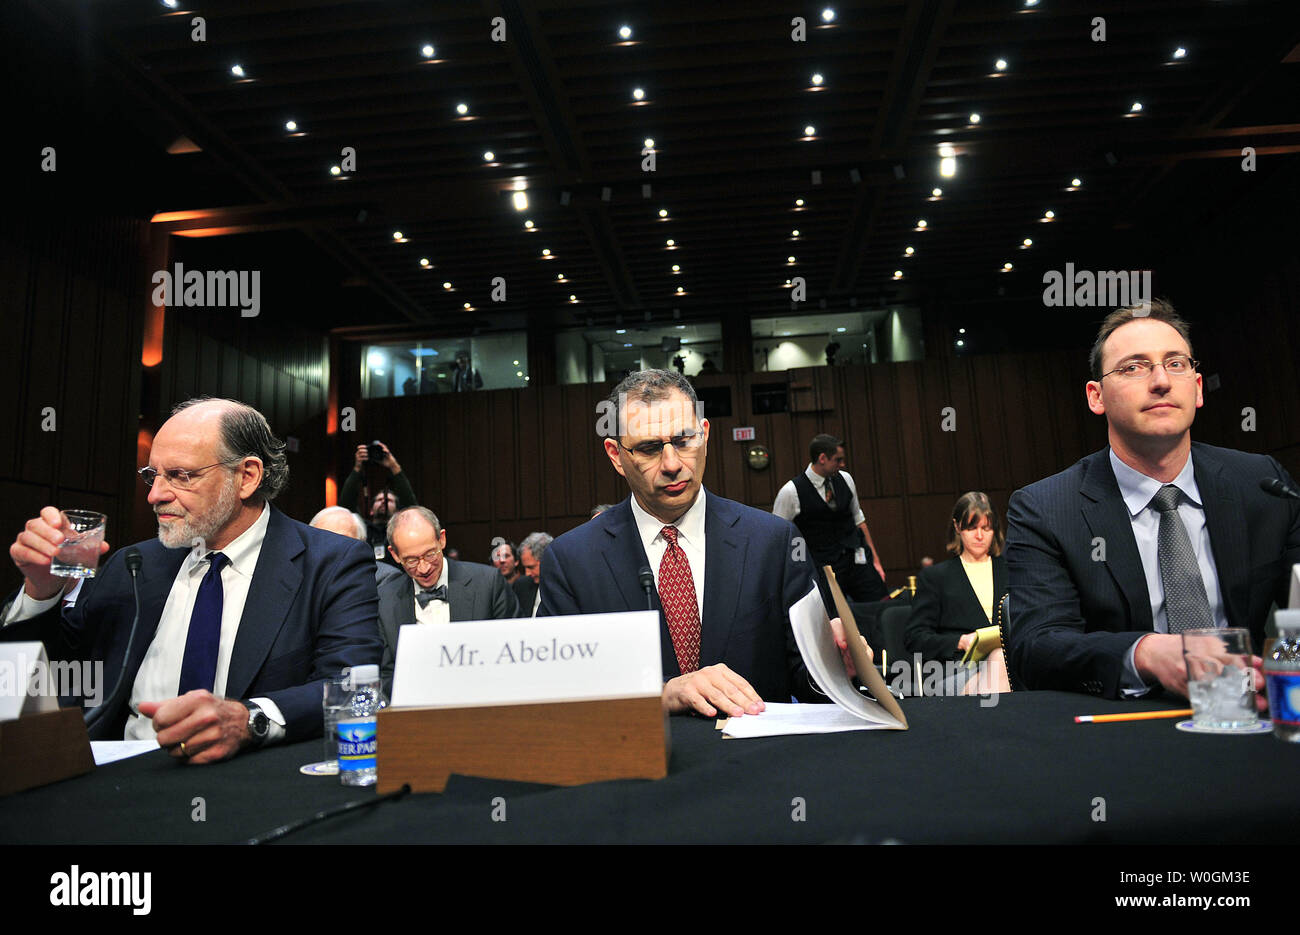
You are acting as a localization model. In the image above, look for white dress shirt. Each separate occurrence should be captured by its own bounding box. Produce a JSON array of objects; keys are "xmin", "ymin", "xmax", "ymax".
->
[
  {"xmin": 1110, "ymin": 449, "xmax": 1227, "ymax": 695},
  {"xmin": 629, "ymin": 490, "xmax": 708, "ymax": 621},
  {"xmin": 772, "ymin": 465, "xmax": 868, "ymax": 526},
  {"xmin": 6, "ymin": 502, "xmax": 287, "ymax": 741},
  {"xmin": 413, "ymin": 559, "xmax": 452, "ymax": 626}
]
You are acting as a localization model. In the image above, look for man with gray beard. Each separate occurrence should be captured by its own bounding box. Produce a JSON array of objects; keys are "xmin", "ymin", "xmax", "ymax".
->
[{"xmin": 3, "ymin": 398, "xmax": 382, "ymax": 763}]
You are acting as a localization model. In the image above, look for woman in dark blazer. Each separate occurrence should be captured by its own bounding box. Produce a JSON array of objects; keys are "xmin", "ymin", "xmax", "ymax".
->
[{"xmin": 904, "ymin": 492, "xmax": 1008, "ymax": 664}]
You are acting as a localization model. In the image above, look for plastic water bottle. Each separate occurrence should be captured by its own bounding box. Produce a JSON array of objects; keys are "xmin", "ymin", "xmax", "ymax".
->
[
  {"xmin": 1264, "ymin": 614, "xmax": 1300, "ymax": 743},
  {"xmin": 337, "ymin": 664, "xmax": 387, "ymax": 785}
]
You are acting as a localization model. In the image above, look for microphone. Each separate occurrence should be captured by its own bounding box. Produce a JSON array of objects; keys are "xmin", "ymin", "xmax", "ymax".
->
[
  {"xmin": 637, "ymin": 565, "xmax": 655, "ymax": 611},
  {"xmin": 1260, "ymin": 478, "xmax": 1300, "ymax": 501},
  {"xmin": 85, "ymin": 547, "xmax": 143, "ymax": 732}
]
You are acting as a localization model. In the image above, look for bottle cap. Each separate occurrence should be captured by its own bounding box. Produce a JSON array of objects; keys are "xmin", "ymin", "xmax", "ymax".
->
[{"xmin": 349, "ymin": 664, "xmax": 380, "ymax": 687}]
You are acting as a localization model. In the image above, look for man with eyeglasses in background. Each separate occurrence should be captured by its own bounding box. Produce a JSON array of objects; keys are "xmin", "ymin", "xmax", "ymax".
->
[
  {"xmin": 539, "ymin": 369, "xmax": 867, "ymax": 719},
  {"xmin": 376, "ymin": 506, "xmax": 519, "ymax": 694},
  {"xmin": 3, "ymin": 398, "xmax": 382, "ymax": 763},
  {"xmin": 1005, "ymin": 300, "xmax": 1300, "ymax": 701}
]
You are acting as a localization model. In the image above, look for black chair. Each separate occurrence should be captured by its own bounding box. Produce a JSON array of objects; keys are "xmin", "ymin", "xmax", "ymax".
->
[{"xmin": 878, "ymin": 603, "xmax": 921, "ymax": 696}]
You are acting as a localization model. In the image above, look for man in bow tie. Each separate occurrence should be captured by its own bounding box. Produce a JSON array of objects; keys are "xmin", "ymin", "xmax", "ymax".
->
[{"xmin": 376, "ymin": 506, "xmax": 519, "ymax": 693}]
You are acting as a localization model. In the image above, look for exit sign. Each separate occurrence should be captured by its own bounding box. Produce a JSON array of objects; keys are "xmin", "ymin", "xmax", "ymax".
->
[{"xmin": 732, "ymin": 427, "xmax": 756, "ymax": 442}]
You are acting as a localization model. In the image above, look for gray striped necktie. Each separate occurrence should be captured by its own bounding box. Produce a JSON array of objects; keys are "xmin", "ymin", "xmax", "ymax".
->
[{"xmin": 1149, "ymin": 484, "xmax": 1210, "ymax": 633}]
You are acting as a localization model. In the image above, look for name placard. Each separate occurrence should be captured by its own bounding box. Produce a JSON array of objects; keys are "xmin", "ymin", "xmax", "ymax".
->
[
  {"xmin": 390, "ymin": 611, "xmax": 662, "ymax": 708},
  {"xmin": 0, "ymin": 642, "xmax": 60, "ymax": 722}
]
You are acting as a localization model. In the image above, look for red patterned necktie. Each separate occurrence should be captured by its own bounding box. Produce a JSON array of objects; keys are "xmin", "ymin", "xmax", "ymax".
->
[{"xmin": 658, "ymin": 525, "xmax": 701, "ymax": 674}]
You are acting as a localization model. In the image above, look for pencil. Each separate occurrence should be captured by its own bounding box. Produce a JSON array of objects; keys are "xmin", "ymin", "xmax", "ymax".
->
[{"xmin": 1074, "ymin": 709, "xmax": 1193, "ymax": 723}]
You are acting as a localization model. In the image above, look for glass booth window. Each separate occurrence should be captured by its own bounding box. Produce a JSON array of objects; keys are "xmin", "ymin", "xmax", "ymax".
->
[
  {"xmin": 750, "ymin": 308, "xmax": 922, "ymax": 370},
  {"xmin": 362, "ymin": 333, "xmax": 528, "ymax": 397},
  {"xmin": 556, "ymin": 321, "xmax": 723, "ymax": 385}
]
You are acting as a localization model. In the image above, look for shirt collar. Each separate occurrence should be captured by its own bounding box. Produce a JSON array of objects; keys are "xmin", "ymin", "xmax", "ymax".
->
[
  {"xmin": 186, "ymin": 501, "xmax": 270, "ymax": 577},
  {"xmin": 629, "ymin": 487, "xmax": 708, "ymax": 552},
  {"xmin": 1108, "ymin": 448, "xmax": 1202, "ymax": 517}
]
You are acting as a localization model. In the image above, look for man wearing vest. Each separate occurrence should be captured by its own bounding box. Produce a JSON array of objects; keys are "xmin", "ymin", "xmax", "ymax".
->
[{"xmin": 773, "ymin": 434, "xmax": 888, "ymax": 604}]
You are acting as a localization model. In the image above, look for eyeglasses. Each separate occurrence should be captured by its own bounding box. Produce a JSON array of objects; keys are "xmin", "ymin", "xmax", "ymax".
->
[
  {"xmin": 138, "ymin": 459, "xmax": 241, "ymax": 489},
  {"xmin": 618, "ymin": 433, "xmax": 705, "ymax": 462},
  {"xmin": 1099, "ymin": 355, "xmax": 1198, "ymax": 382},
  {"xmin": 399, "ymin": 547, "xmax": 443, "ymax": 571}
]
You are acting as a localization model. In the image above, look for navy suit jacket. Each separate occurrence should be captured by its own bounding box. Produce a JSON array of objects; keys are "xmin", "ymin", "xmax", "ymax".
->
[
  {"xmin": 538, "ymin": 492, "xmax": 820, "ymax": 704},
  {"xmin": 1005, "ymin": 444, "xmax": 1300, "ymax": 698},
  {"xmin": 1, "ymin": 506, "xmax": 384, "ymax": 741}
]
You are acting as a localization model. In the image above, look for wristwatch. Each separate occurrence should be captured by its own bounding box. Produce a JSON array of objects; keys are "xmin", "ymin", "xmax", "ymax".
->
[{"xmin": 242, "ymin": 701, "xmax": 271, "ymax": 747}]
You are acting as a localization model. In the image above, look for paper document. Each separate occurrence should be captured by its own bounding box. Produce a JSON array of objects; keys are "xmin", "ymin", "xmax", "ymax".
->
[
  {"xmin": 91, "ymin": 740, "xmax": 159, "ymax": 766},
  {"xmin": 721, "ymin": 702, "xmax": 893, "ymax": 738}
]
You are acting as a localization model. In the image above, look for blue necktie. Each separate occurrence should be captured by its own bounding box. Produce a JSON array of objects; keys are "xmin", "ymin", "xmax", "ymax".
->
[{"xmin": 178, "ymin": 552, "xmax": 229, "ymax": 694}]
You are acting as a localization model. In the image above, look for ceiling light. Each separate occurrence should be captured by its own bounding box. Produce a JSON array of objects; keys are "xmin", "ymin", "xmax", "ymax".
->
[
  {"xmin": 483, "ymin": 151, "xmax": 495, "ymax": 162},
  {"xmin": 940, "ymin": 156, "xmax": 957, "ymax": 177},
  {"xmin": 421, "ymin": 44, "xmax": 435, "ymax": 59},
  {"xmin": 666, "ymin": 239, "xmax": 675, "ymax": 247},
  {"xmin": 443, "ymin": 282, "xmax": 453, "ymax": 290},
  {"xmin": 1002, "ymin": 262, "xmax": 1014, "ymax": 271},
  {"xmin": 557, "ymin": 273, "xmax": 566, "ymax": 281},
  {"xmin": 615, "ymin": 328, "xmax": 626, "ymax": 334},
  {"xmin": 419, "ymin": 258, "xmax": 430, "ymax": 267},
  {"xmin": 675, "ymin": 286, "xmax": 685, "ymax": 294},
  {"xmin": 836, "ymin": 327, "xmax": 846, "ymax": 333},
  {"xmin": 916, "ymin": 219, "xmax": 927, "ymax": 229},
  {"xmin": 811, "ymin": 72, "xmax": 824, "ymax": 86},
  {"xmin": 791, "ymin": 230, "xmax": 800, "ymax": 237},
  {"xmin": 795, "ymin": 198, "xmax": 805, "ymax": 208},
  {"xmin": 676, "ymin": 324, "xmax": 685, "ymax": 329},
  {"xmin": 671, "ymin": 264, "xmax": 681, "ymax": 273},
  {"xmin": 821, "ymin": 8, "xmax": 836, "ymax": 22},
  {"xmin": 958, "ymin": 328, "xmax": 966, "ymax": 334},
  {"xmin": 938, "ymin": 143, "xmax": 956, "ymax": 158},
  {"xmin": 1071, "ymin": 177, "xmax": 1082, "ymax": 187},
  {"xmin": 392, "ymin": 230, "xmax": 404, "ymax": 241},
  {"xmin": 162, "ymin": 0, "xmax": 178, "ymax": 7},
  {"xmin": 619, "ymin": 25, "xmax": 632, "ymax": 40},
  {"xmin": 1043, "ymin": 210, "xmax": 1055, "ymax": 220},
  {"xmin": 329, "ymin": 165, "xmax": 342, "ymax": 176},
  {"xmin": 995, "ymin": 58, "xmax": 1008, "ymax": 71},
  {"xmin": 633, "ymin": 87, "xmax": 645, "ymax": 101},
  {"xmin": 1024, "ymin": 0, "xmax": 1038, "ymax": 6},
  {"xmin": 623, "ymin": 343, "xmax": 633, "ymax": 348},
  {"xmin": 284, "ymin": 120, "xmax": 297, "ymax": 132},
  {"xmin": 1173, "ymin": 47, "xmax": 1186, "ymax": 59},
  {"xmin": 904, "ymin": 246, "xmax": 914, "ymax": 256},
  {"xmin": 643, "ymin": 138, "xmax": 655, "ymax": 150},
  {"xmin": 541, "ymin": 248, "xmax": 551, "ymax": 257},
  {"xmin": 523, "ymin": 219, "xmax": 534, "ymax": 229},
  {"xmin": 1022, "ymin": 238, "xmax": 1033, "ymax": 247},
  {"xmin": 230, "ymin": 64, "xmax": 246, "ymax": 78},
  {"xmin": 968, "ymin": 113, "xmax": 981, "ymax": 124},
  {"xmin": 956, "ymin": 340, "xmax": 965, "ymax": 348},
  {"xmin": 659, "ymin": 208, "xmax": 668, "ymax": 218},
  {"xmin": 568, "ymin": 295, "xmax": 578, "ymax": 303},
  {"xmin": 512, "ymin": 191, "xmax": 528, "ymax": 211},
  {"xmin": 1129, "ymin": 101, "xmax": 1143, "ymax": 113},
  {"xmin": 463, "ymin": 302, "xmax": 472, "ymax": 310},
  {"xmin": 893, "ymin": 270, "xmax": 903, "ymax": 279},
  {"xmin": 931, "ymin": 187, "xmax": 942, "ymax": 198},
  {"xmin": 803, "ymin": 125, "xmax": 816, "ymax": 137},
  {"xmin": 787, "ymin": 256, "xmax": 796, "ymax": 264}
]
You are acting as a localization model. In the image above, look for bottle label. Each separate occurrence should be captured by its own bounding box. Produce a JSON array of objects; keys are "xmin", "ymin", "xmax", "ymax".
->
[
  {"xmin": 1264, "ymin": 672, "xmax": 1300, "ymax": 726},
  {"xmin": 337, "ymin": 718, "xmax": 377, "ymax": 771}
]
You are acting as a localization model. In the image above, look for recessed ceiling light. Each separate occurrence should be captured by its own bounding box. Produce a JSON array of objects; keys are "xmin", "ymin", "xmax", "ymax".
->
[
  {"xmin": 1002, "ymin": 262, "xmax": 1014, "ymax": 271},
  {"xmin": 671, "ymin": 264, "xmax": 681, "ymax": 273},
  {"xmin": 329, "ymin": 165, "xmax": 342, "ymax": 176},
  {"xmin": 659, "ymin": 208, "xmax": 668, "ymax": 218},
  {"xmin": 568, "ymin": 295, "xmax": 578, "ymax": 303},
  {"xmin": 421, "ymin": 44, "xmax": 435, "ymax": 59},
  {"xmin": 904, "ymin": 246, "xmax": 914, "ymax": 256},
  {"xmin": 958, "ymin": 328, "xmax": 966, "ymax": 334},
  {"xmin": 893, "ymin": 270, "xmax": 903, "ymax": 279},
  {"xmin": 1130, "ymin": 101, "xmax": 1143, "ymax": 113},
  {"xmin": 968, "ymin": 113, "xmax": 981, "ymax": 124},
  {"xmin": 1024, "ymin": 0, "xmax": 1038, "ymax": 7},
  {"xmin": 791, "ymin": 230, "xmax": 800, "ymax": 237},
  {"xmin": 512, "ymin": 191, "xmax": 528, "ymax": 211},
  {"xmin": 787, "ymin": 256, "xmax": 796, "ymax": 264},
  {"xmin": 643, "ymin": 138, "xmax": 655, "ymax": 150},
  {"xmin": 956, "ymin": 339, "xmax": 965, "ymax": 348},
  {"xmin": 463, "ymin": 302, "xmax": 472, "ymax": 310},
  {"xmin": 811, "ymin": 72, "xmax": 824, "ymax": 86},
  {"xmin": 666, "ymin": 239, "xmax": 675, "ymax": 247},
  {"xmin": 1172, "ymin": 47, "xmax": 1186, "ymax": 60},
  {"xmin": 632, "ymin": 87, "xmax": 645, "ymax": 101},
  {"xmin": 803, "ymin": 125, "xmax": 816, "ymax": 137},
  {"xmin": 916, "ymin": 219, "xmax": 927, "ymax": 229},
  {"xmin": 795, "ymin": 198, "xmax": 805, "ymax": 207},
  {"xmin": 1043, "ymin": 210, "xmax": 1055, "ymax": 220},
  {"xmin": 443, "ymin": 282, "xmax": 453, "ymax": 290},
  {"xmin": 619, "ymin": 25, "xmax": 632, "ymax": 40},
  {"xmin": 995, "ymin": 58, "xmax": 1008, "ymax": 71},
  {"xmin": 675, "ymin": 286, "xmax": 685, "ymax": 294},
  {"xmin": 523, "ymin": 219, "xmax": 534, "ymax": 229},
  {"xmin": 836, "ymin": 327, "xmax": 846, "ymax": 333},
  {"xmin": 1022, "ymin": 238, "xmax": 1033, "ymax": 247},
  {"xmin": 541, "ymin": 248, "xmax": 551, "ymax": 256},
  {"xmin": 821, "ymin": 8, "xmax": 836, "ymax": 22},
  {"xmin": 456, "ymin": 103, "xmax": 469, "ymax": 115},
  {"xmin": 161, "ymin": 0, "xmax": 178, "ymax": 7},
  {"xmin": 1071, "ymin": 177, "xmax": 1082, "ymax": 187},
  {"xmin": 616, "ymin": 328, "xmax": 626, "ymax": 334},
  {"xmin": 392, "ymin": 230, "xmax": 404, "ymax": 241},
  {"xmin": 931, "ymin": 187, "xmax": 943, "ymax": 198},
  {"xmin": 419, "ymin": 258, "xmax": 430, "ymax": 267},
  {"xmin": 230, "ymin": 64, "xmax": 246, "ymax": 78},
  {"xmin": 284, "ymin": 120, "xmax": 298, "ymax": 132},
  {"xmin": 940, "ymin": 156, "xmax": 957, "ymax": 178},
  {"xmin": 483, "ymin": 151, "xmax": 495, "ymax": 162},
  {"xmin": 676, "ymin": 324, "xmax": 685, "ymax": 329}
]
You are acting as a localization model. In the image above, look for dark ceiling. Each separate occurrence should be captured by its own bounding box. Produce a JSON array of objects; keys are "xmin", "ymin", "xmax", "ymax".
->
[{"xmin": 9, "ymin": 0, "xmax": 1300, "ymax": 340}]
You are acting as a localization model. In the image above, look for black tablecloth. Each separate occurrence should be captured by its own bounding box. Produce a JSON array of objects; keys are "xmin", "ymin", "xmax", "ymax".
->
[{"xmin": 3, "ymin": 691, "xmax": 1296, "ymax": 844}]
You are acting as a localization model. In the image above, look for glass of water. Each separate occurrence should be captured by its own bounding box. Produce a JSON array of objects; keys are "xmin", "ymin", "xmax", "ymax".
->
[
  {"xmin": 1182, "ymin": 628, "xmax": 1258, "ymax": 730},
  {"xmin": 49, "ymin": 510, "xmax": 106, "ymax": 579},
  {"xmin": 321, "ymin": 675, "xmax": 354, "ymax": 771}
]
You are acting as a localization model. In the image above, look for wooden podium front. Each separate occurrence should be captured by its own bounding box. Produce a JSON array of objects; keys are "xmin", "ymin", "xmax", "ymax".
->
[
  {"xmin": 375, "ymin": 694, "xmax": 667, "ymax": 793},
  {"xmin": 0, "ymin": 707, "xmax": 95, "ymax": 796}
]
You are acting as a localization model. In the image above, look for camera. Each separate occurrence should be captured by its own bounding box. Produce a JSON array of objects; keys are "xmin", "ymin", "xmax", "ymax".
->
[{"xmin": 367, "ymin": 441, "xmax": 385, "ymax": 463}]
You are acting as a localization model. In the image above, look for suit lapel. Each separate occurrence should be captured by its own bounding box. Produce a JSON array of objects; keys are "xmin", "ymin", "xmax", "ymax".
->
[
  {"xmin": 447, "ymin": 561, "xmax": 474, "ymax": 622},
  {"xmin": 598, "ymin": 503, "xmax": 672, "ymax": 676},
  {"xmin": 226, "ymin": 508, "xmax": 302, "ymax": 699},
  {"xmin": 701, "ymin": 494, "xmax": 746, "ymax": 667},
  {"xmin": 1080, "ymin": 451, "xmax": 1153, "ymax": 631},
  {"xmin": 950, "ymin": 558, "xmax": 991, "ymax": 624},
  {"xmin": 1193, "ymin": 446, "xmax": 1250, "ymax": 627}
]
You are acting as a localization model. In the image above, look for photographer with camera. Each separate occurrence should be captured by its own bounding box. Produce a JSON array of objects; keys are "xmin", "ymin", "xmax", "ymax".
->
[{"xmin": 340, "ymin": 441, "xmax": 417, "ymax": 565}]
